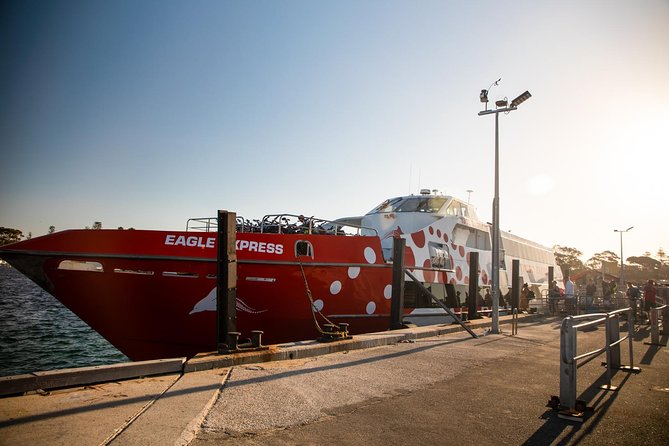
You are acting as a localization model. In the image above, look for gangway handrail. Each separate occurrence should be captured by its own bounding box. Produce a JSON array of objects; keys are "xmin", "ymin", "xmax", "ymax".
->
[{"xmin": 403, "ymin": 269, "xmax": 478, "ymax": 339}]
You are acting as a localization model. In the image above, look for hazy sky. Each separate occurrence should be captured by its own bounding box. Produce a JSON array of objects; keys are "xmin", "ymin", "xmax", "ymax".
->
[{"xmin": 1, "ymin": 0, "xmax": 667, "ymax": 262}]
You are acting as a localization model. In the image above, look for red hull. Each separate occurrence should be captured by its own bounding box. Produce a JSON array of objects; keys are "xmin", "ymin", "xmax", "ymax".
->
[{"xmin": 1, "ymin": 229, "xmax": 395, "ymax": 360}]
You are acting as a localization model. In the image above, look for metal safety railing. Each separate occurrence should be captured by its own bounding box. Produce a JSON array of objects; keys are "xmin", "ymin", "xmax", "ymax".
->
[
  {"xmin": 645, "ymin": 304, "xmax": 669, "ymax": 347},
  {"xmin": 552, "ymin": 307, "xmax": 639, "ymax": 421},
  {"xmin": 531, "ymin": 290, "xmax": 632, "ymax": 317}
]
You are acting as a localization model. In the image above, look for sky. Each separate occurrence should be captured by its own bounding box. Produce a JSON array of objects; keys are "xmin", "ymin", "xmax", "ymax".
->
[{"xmin": 1, "ymin": 0, "xmax": 667, "ymax": 262}]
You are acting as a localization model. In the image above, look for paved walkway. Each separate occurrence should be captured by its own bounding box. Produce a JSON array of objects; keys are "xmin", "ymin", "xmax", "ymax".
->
[{"xmin": 1, "ymin": 316, "xmax": 667, "ymax": 445}]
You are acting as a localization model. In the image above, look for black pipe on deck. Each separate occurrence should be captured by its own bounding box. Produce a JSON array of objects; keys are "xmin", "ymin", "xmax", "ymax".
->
[
  {"xmin": 512, "ymin": 259, "xmax": 520, "ymax": 309},
  {"xmin": 468, "ymin": 251, "xmax": 479, "ymax": 320},
  {"xmin": 390, "ymin": 237, "xmax": 406, "ymax": 330}
]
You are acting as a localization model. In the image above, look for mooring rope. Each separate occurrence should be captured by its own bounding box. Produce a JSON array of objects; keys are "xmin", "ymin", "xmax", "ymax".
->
[{"xmin": 296, "ymin": 255, "xmax": 338, "ymax": 335}]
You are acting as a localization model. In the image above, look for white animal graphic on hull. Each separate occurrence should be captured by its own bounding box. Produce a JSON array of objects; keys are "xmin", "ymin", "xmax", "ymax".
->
[{"xmin": 189, "ymin": 288, "xmax": 267, "ymax": 315}]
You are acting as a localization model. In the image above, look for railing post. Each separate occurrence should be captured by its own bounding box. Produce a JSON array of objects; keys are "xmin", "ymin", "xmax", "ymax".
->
[
  {"xmin": 606, "ymin": 313, "xmax": 621, "ymax": 369},
  {"xmin": 559, "ymin": 316, "xmax": 577, "ymax": 411},
  {"xmin": 651, "ymin": 308, "xmax": 659, "ymax": 345},
  {"xmin": 390, "ymin": 237, "xmax": 406, "ymax": 330},
  {"xmin": 645, "ymin": 306, "xmax": 667, "ymax": 347},
  {"xmin": 628, "ymin": 307, "xmax": 635, "ymax": 369},
  {"xmin": 217, "ymin": 210, "xmax": 237, "ymax": 352}
]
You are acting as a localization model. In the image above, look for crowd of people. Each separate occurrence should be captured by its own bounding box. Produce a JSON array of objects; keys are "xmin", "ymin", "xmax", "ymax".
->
[
  {"xmin": 544, "ymin": 276, "xmax": 661, "ymax": 318},
  {"xmin": 457, "ymin": 277, "xmax": 661, "ymax": 319}
]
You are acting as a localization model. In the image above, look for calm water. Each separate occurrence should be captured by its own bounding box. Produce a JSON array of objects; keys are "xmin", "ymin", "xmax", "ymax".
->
[{"xmin": 0, "ymin": 263, "xmax": 128, "ymax": 377}]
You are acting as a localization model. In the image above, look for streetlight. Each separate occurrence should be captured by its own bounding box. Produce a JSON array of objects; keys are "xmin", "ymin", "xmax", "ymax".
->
[
  {"xmin": 614, "ymin": 226, "xmax": 634, "ymax": 290},
  {"xmin": 466, "ymin": 189, "xmax": 473, "ymax": 204},
  {"xmin": 478, "ymin": 81, "xmax": 532, "ymax": 334}
]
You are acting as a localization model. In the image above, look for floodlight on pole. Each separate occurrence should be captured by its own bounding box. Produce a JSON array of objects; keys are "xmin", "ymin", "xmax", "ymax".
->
[
  {"xmin": 614, "ymin": 226, "xmax": 634, "ymax": 289},
  {"xmin": 478, "ymin": 81, "xmax": 531, "ymax": 334},
  {"xmin": 511, "ymin": 91, "xmax": 532, "ymax": 107}
]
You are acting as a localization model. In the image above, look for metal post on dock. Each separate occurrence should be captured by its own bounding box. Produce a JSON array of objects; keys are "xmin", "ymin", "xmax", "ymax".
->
[
  {"xmin": 217, "ymin": 210, "xmax": 237, "ymax": 352},
  {"xmin": 548, "ymin": 266, "xmax": 554, "ymax": 315},
  {"xmin": 512, "ymin": 259, "xmax": 520, "ymax": 310},
  {"xmin": 559, "ymin": 317, "xmax": 577, "ymax": 411},
  {"xmin": 390, "ymin": 237, "xmax": 406, "ymax": 330},
  {"xmin": 468, "ymin": 251, "xmax": 479, "ymax": 321}
]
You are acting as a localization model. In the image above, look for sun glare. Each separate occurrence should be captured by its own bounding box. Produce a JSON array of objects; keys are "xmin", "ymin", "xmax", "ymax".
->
[{"xmin": 526, "ymin": 174, "xmax": 555, "ymax": 196}]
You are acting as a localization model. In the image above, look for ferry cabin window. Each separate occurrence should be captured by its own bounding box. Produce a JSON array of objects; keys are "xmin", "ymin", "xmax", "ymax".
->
[
  {"xmin": 462, "ymin": 226, "xmax": 490, "ymax": 250},
  {"xmin": 370, "ymin": 197, "xmax": 402, "ymax": 213},
  {"xmin": 501, "ymin": 238, "xmax": 553, "ymax": 264},
  {"xmin": 445, "ymin": 201, "xmax": 468, "ymax": 217},
  {"xmin": 369, "ymin": 197, "xmax": 447, "ymax": 214}
]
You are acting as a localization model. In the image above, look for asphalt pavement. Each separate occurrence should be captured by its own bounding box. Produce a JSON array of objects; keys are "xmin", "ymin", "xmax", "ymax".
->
[{"xmin": 1, "ymin": 315, "xmax": 667, "ymax": 445}]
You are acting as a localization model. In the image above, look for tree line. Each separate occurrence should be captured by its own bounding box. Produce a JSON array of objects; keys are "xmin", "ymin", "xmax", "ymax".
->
[{"xmin": 554, "ymin": 245, "xmax": 668, "ymax": 284}]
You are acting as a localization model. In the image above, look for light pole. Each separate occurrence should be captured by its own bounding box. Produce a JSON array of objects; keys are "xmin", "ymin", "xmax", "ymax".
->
[
  {"xmin": 478, "ymin": 83, "xmax": 531, "ymax": 334},
  {"xmin": 614, "ymin": 226, "xmax": 633, "ymax": 289}
]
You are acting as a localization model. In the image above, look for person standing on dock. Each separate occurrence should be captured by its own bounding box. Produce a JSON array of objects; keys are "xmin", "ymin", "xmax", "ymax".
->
[
  {"xmin": 643, "ymin": 279, "xmax": 657, "ymax": 322},
  {"xmin": 585, "ymin": 279, "xmax": 596, "ymax": 308},
  {"xmin": 565, "ymin": 277, "xmax": 575, "ymax": 313},
  {"xmin": 627, "ymin": 282, "xmax": 641, "ymax": 322},
  {"xmin": 520, "ymin": 283, "xmax": 530, "ymax": 311},
  {"xmin": 549, "ymin": 280, "xmax": 560, "ymax": 314}
]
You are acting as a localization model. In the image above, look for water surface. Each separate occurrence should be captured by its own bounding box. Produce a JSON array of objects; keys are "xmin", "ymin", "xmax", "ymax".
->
[{"xmin": 0, "ymin": 264, "xmax": 128, "ymax": 377}]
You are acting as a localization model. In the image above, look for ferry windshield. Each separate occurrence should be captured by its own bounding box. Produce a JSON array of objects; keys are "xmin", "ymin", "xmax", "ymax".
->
[{"xmin": 369, "ymin": 196, "xmax": 447, "ymax": 214}]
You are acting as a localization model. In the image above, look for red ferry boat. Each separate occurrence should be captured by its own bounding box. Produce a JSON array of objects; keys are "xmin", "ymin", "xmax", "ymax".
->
[{"xmin": 0, "ymin": 190, "xmax": 561, "ymax": 360}]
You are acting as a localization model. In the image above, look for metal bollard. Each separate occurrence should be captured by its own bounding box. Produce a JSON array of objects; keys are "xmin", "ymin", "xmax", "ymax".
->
[
  {"xmin": 251, "ymin": 330, "xmax": 264, "ymax": 348},
  {"xmin": 227, "ymin": 331, "xmax": 241, "ymax": 350}
]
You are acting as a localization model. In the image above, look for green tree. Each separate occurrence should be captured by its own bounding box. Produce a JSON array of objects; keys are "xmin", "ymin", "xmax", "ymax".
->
[
  {"xmin": 0, "ymin": 227, "xmax": 23, "ymax": 245},
  {"xmin": 585, "ymin": 250, "xmax": 619, "ymax": 270},
  {"xmin": 48, "ymin": 225, "xmax": 55, "ymax": 234},
  {"xmin": 554, "ymin": 245, "xmax": 585, "ymax": 277},
  {"xmin": 627, "ymin": 256, "xmax": 661, "ymax": 271}
]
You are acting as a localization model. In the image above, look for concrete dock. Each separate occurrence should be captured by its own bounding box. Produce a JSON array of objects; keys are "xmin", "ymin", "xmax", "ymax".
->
[{"xmin": 1, "ymin": 315, "xmax": 668, "ymax": 445}]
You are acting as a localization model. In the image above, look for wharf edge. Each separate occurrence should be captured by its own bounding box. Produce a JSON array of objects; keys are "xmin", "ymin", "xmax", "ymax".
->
[{"xmin": 1, "ymin": 314, "xmax": 668, "ymax": 446}]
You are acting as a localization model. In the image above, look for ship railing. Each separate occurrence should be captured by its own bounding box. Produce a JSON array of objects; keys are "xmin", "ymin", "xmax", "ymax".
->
[
  {"xmin": 255, "ymin": 214, "xmax": 377, "ymax": 236},
  {"xmin": 550, "ymin": 308, "xmax": 639, "ymax": 420},
  {"xmin": 186, "ymin": 217, "xmax": 241, "ymax": 232},
  {"xmin": 187, "ymin": 214, "xmax": 377, "ymax": 236}
]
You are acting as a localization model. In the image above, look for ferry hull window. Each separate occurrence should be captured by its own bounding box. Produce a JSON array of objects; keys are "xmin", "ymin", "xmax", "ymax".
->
[
  {"xmin": 58, "ymin": 260, "xmax": 103, "ymax": 272},
  {"xmin": 295, "ymin": 240, "xmax": 314, "ymax": 258},
  {"xmin": 428, "ymin": 243, "xmax": 451, "ymax": 269},
  {"xmin": 114, "ymin": 269, "xmax": 154, "ymax": 275},
  {"xmin": 162, "ymin": 271, "xmax": 199, "ymax": 278}
]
